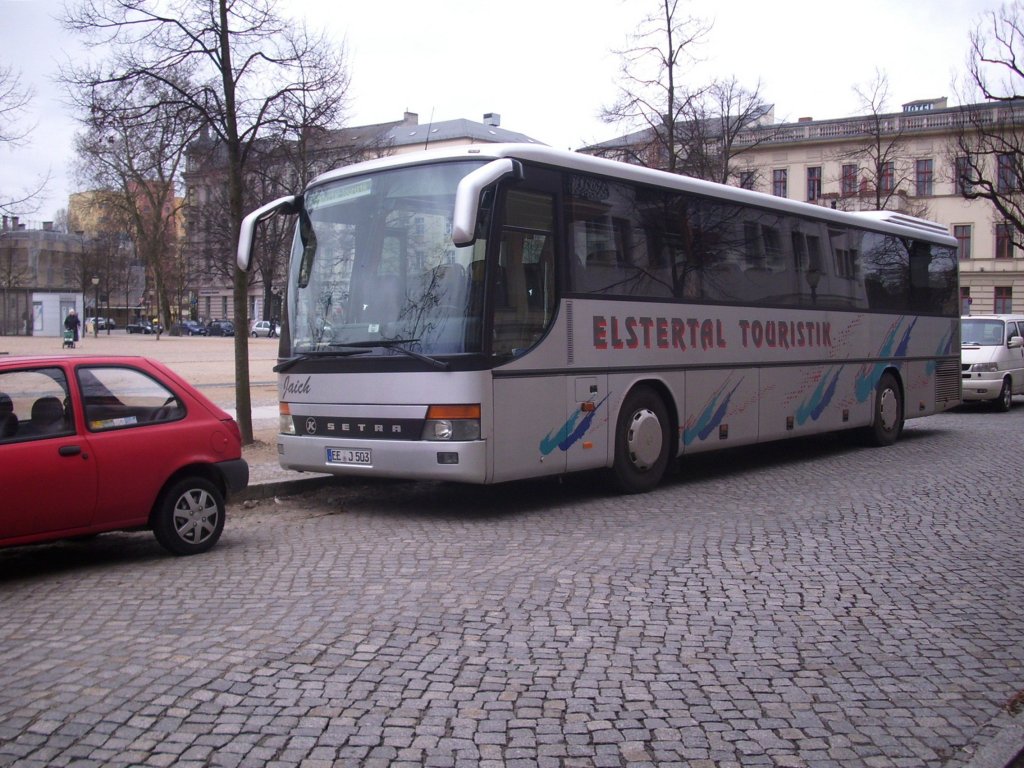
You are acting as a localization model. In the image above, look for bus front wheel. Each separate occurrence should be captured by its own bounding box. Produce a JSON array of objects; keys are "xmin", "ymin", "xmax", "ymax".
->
[
  {"xmin": 866, "ymin": 372, "xmax": 904, "ymax": 447},
  {"xmin": 612, "ymin": 386, "xmax": 671, "ymax": 494}
]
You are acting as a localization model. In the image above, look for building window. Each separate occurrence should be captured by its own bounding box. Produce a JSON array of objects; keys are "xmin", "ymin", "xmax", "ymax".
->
[
  {"xmin": 996, "ymin": 221, "xmax": 1014, "ymax": 259},
  {"xmin": 806, "ymin": 167, "xmax": 821, "ymax": 201},
  {"xmin": 954, "ymin": 224, "xmax": 972, "ymax": 260},
  {"xmin": 739, "ymin": 170, "xmax": 755, "ymax": 190},
  {"xmin": 841, "ymin": 164, "xmax": 858, "ymax": 196},
  {"xmin": 961, "ymin": 287, "xmax": 972, "ymax": 315},
  {"xmin": 880, "ymin": 161, "xmax": 895, "ymax": 194},
  {"xmin": 915, "ymin": 159, "xmax": 933, "ymax": 196},
  {"xmin": 772, "ymin": 169, "xmax": 787, "ymax": 198},
  {"xmin": 998, "ymin": 153, "xmax": 1019, "ymax": 193},
  {"xmin": 956, "ymin": 155, "xmax": 974, "ymax": 195},
  {"xmin": 995, "ymin": 286, "xmax": 1013, "ymax": 314}
]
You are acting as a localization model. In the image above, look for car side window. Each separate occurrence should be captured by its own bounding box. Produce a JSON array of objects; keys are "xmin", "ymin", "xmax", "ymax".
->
[
  {"xmin": 1008, "ymin": 322, "xmax": 1020, "ymax": 344},
  {"xmin": 0, "ymin": 367, "xmax": 74, "ymax": 443},
  {"xmin": 77, "ymin": 366, "xmax": 184, "ymax": 432}
]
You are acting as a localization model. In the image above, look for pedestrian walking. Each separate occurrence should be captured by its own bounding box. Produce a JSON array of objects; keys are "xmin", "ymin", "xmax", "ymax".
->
[{"xmin": 64, "ymin": 309, "xmax": 81, "ymax": 342}]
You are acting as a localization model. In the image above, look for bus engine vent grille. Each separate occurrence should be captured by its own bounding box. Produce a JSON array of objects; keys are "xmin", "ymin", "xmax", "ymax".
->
[
  {"xmin": 934, "ymin": 359, "xmax": 961, "ymax": 403},
  {"xmin": 566, "ymin": 301, "xmax": 574, "ymax": 365}
]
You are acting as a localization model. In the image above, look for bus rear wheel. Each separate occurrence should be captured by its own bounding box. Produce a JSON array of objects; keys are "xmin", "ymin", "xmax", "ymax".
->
[
  {"xmin": 612, "ymin": 386, "xmax": 671, "ymax": 494},
  {"xmin": 866, "ymin": 371, "xmax": 904, "ymax": 446}
]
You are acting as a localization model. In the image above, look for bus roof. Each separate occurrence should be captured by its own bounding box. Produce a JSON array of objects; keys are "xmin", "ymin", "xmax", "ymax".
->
[{"xmin": 308, "ymin": 143, "xmax": 959, "ymax": 247}]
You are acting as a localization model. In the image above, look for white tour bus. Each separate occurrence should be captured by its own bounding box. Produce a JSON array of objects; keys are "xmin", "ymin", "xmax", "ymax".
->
[{"xmin": 238, "ymin": 144, "xmax": 961, "ymax": 492}]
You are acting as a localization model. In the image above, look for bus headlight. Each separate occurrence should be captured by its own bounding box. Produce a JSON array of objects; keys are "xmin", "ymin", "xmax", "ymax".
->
[
  {"xmin": 970, "ymin": 362, "xmax": 999, "ymax": 373},
  {"xmin": 422, "ymin": 404, "xmax": 481, "ymax": 441},
  {"xmin": 280, "ymin": 402, "xmax": 295, "ymax": 435}
]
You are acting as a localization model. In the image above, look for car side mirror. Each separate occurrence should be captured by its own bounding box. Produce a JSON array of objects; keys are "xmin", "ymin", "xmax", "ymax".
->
[{"xmin": 1009, "ymin": 337, "xmax": 1023, "ymax": 349}]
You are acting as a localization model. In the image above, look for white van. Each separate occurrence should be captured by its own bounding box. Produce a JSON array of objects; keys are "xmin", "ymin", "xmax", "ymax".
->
[{"xmin": 961, "ymin": 314, "xmax": 1024, "ymax": 411}]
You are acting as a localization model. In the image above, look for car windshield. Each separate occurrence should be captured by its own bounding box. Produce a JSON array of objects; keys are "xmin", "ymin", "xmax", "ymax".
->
[
  {"xmin": 962, "ymin": 319, "xmax": 1006, "ymax": 346},
  {"xmin": 287, "ymin": 160, "xmax": 489, "ymax": 356}
]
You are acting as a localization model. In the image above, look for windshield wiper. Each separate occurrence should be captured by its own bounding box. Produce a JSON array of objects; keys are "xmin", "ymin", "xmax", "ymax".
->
[
  {"xmin": 273, "ymin": 348, "xmax": 371, "ymax": 373},
  {"xmin": 335, "ymin": 339, "xmax": 451, "ymax": 371}
]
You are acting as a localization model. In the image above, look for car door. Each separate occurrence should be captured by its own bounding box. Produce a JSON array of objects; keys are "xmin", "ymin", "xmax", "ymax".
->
[
  {"xmin": 1008, "ymin": 321, "xmax": 1024, "ymax": 394},
  {"xmin": 0, "ymin": 365, "xmax": 97, "ymax": 541},
  {"xmin": 76, "ymin": 365, "xmax": 191, "ymax": 528}
]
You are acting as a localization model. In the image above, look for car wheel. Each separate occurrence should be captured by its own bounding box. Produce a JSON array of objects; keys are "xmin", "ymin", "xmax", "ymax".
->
[
  {"xmin": 865, "ymin": 371, "xmax": 903, "ymax": 446},
  {"xmin": 151, "ymin": 476, "xmax": 225, "ymax": 556},
  {"xmin": 611, "ymin": 385, "xmax": 672, "ymax": 494},
  {"xmin": 251, "ymin": 331, "xmax": 258, "ymax": 337},
  {"xmin": 994, "ymin": 378, "xmax": 1013, "ymax": 412}
]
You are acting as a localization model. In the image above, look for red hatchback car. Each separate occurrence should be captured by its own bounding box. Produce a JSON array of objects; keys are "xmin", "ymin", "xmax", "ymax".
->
[{"xmin": 0, "ymin": 355, "xmax": 248, "ymax": 555}]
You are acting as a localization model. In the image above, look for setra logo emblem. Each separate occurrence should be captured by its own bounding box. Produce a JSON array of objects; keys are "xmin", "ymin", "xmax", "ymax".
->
[{"xmin": 305, "ymin": 417, "xmax": 317, "ymax": 435}]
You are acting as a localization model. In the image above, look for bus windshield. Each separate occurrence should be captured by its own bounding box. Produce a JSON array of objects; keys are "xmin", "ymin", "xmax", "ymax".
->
[{"xmin": 288, "ymin": 160, "xmax": 489, "ymax": 356}]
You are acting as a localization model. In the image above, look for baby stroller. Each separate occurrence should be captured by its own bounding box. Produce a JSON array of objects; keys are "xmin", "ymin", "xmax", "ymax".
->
[{"xmin": 63, "ymin": 329, "xmax": 76, "ymax": 349}]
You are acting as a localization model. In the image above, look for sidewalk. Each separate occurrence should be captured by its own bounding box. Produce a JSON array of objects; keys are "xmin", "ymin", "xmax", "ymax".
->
[{"xmin": 0, "ymin": 332, "xmax": 330, "ymax": 500}]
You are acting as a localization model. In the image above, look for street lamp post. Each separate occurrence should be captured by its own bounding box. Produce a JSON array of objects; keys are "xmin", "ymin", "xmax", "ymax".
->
[{"xmin": 91, "ymin": 276, "xmax": 100, "ymax": 337}]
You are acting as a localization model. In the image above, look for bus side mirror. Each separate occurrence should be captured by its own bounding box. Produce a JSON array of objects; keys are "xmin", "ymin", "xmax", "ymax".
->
[
  {"xmin": 452, "ymin": 159, "xmax": 522, "ymax": 246},
  {"xmin": 237, "ymin": 195, "xmax": 300, "ymax": 271}
]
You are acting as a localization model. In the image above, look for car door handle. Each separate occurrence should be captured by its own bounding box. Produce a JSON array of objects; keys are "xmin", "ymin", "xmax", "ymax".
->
[{"xmin": 58, "ymin": 445, "xmax": 83, "ymax": 457}]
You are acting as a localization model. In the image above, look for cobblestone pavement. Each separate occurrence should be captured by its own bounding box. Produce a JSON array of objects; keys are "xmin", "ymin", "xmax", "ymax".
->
[{"xmin": 1, "ymin": 334, "xmax": 1023, "ymax": 767}]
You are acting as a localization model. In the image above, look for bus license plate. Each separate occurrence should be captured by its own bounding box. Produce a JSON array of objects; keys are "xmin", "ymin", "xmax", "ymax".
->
[{"xmin": 326, "ymin": 447, "xmax": 372, "ymax": 465}]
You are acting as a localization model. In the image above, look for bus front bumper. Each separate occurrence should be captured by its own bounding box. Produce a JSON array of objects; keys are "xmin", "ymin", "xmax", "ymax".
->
[{"xmin": 277, "ymin": 435, "xmax": 489, "ymax": 484}]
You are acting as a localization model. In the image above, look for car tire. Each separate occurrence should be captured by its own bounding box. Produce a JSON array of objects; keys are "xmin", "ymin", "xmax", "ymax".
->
[
  {"xmin": 995, "ymin": 378, "xmax": 1013, "ymax": 412},
  {"xmin": 151, "ymin": 476, "xmax": 226, "ymax": 556},
  {"xmin": 611, "ymin": 385, "xmax": 672, "ymax": 494}
]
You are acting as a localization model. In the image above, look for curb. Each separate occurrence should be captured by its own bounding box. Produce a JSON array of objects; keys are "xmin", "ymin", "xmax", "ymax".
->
[
  {"xmin": 235, "ymin": 474, "xmax": 335, "ymax": 502},
  {"xmin": 955, "ymin": 712, "xmax": 1024, "ymax": 768}
]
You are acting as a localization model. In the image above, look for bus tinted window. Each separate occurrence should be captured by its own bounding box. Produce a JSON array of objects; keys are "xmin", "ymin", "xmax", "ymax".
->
[{"xmin": 564, "ymin": 170, "xmax": 957, "ymax": 316}]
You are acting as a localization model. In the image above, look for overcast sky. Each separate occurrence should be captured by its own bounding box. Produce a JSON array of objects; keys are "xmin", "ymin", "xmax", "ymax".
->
[{"xmin": 0, "ymin": 0, "xmax": 996, "ymax": 222}]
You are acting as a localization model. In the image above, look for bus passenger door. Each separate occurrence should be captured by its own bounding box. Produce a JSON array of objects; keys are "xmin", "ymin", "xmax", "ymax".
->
[{"xmin": 564, "ymin": 375, "xmax": 609, "ymax": 473}]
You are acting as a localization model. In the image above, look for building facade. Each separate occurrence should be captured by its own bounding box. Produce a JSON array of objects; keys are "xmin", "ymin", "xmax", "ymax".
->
[
  {"xmin": 581, "ymin": 98, "xmax": 1024, "ymax": 316},
  {"xmin": 0, "ymin": 217, "xmax": 86, "ymax": 337}
]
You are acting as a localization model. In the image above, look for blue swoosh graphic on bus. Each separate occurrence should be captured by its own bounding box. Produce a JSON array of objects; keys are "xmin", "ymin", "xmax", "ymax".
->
[
  {"xmin": 683, "ymin": 379, "xmax": 742, "ymax": 445},
  {"xmin": 926, "ymin": 324, "xmax": 956, "ymax": 375},
  {"xmin": 894, "ymin": 317, "xmax": 917, "ymax": 357},
  {"xmin": 854, "ymin": 318, "xmax": 910, "ymax": 402},
  {"xmin": 539, "ymin": 395, "xmax": 610, "ymax": 455},
  {"xmin": 796, "ymin": 368, "xmax": 841, "ymax": 425}
]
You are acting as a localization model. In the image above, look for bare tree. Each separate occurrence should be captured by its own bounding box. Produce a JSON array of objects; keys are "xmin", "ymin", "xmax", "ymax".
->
[
  {"xmin": 62, "ymin": 0, "xmax": 352, "ymax": 443},
  {"xmin": 832, "ymin": 70, "xmax": 921, "ymax": 214},
  {"xmin": 600, "ymin": 1, "xmax": 769, "ymax": 184},
  {"xmin": 953, "ymin": 3, "xmax": 1024, "ymax": 250},
  {"xmin": 602, "ymin": 0, "xmax": 712, "ymax": 174},
  {"xmin": 69, "ymin": 76, "xmax": 200, "ymax": 333},
  {"xmin": 0, "ymin": 62, "xmax": 47, "ymax": 217},
  {"xmin": 675, "ymin": 76, "xmax": 771, "ymax": 184}
]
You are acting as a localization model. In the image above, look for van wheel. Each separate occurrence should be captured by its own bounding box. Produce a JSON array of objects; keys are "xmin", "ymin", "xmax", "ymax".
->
[
  {"xmin": 994, "ymin": 378, "xmax": 1013, "ymax": 412},
  {"xmin": 866, "ymin": 372, "xmax": 903, "ymax": 446},
  {"xmin": 151, "ymin": 477, "xmax": 225, "ymax": 556},
  {"xmin": 612, "ymin": 386, "xmax": 671, "ymax": 494}
]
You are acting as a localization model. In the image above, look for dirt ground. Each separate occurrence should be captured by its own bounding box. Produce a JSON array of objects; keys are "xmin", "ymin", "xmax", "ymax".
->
[{"xmin": 0, "ymin": 331, "xmax": 282, "ymax": 465}]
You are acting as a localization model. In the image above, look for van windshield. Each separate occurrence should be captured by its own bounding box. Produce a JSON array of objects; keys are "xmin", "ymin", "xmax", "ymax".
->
[{"xmin": 961, "ymin": 319, "xmax": 1006, "ymax": 346}]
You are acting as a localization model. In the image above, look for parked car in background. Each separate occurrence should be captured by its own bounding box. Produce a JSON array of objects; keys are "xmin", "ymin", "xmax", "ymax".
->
[
  {"xmin": 170, "ymin": 320, "xmax": 208, "ymax": 336},
  {"xmin": 961, "ymin": 314, "xmax": 1024, "ymax": 411},
  {"xmin": 126, "ymin": 320, "xmax": 162, "ymax": 334},
  {"xmin": 250, "ymin": 320, "xmax": 279, "ymax": 338},
  {"xmin": 206, "ymin": 320, "xmax": 235, "ymax": 337},
  {"xmin": 0, "ymin": 354, "xmax": 248, "ymax": 555},
  {"xmin": 85, "ymin": 317, "xmax": 116, "ymax": 331}
]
